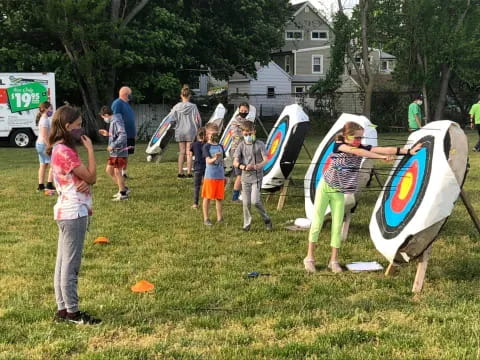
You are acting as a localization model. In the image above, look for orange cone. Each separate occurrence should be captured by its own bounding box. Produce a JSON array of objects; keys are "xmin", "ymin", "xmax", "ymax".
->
[
  {"xmin": 131, "ymin": 280, "xmax": 154, "ymax": 293},
  {"xmin": 94, "ymin": 236, "xmax": 109, "ymax": 244}
]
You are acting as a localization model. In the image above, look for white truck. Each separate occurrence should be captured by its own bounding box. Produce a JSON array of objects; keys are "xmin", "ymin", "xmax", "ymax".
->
[{"xmin": 0, "ymin": 73, "xmax": 56, "ymax": 147}]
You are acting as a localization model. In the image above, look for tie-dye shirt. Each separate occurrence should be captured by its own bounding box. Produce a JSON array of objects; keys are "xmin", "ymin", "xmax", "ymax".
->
[{"xmin": 51, "ymin": 144, "xmax": 93, "ymax": 220}]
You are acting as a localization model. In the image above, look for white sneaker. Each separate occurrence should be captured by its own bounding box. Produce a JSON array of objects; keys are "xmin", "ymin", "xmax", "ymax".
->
[
  {"xmin": 112, "ymin": 187, "xmax": 130, "ymax": 198},
  {"xmin": 303, "ymin": 257, "xmax": 316, "ymax": 273},
  {"xmin": 112, "ymin": 193, "xmax": 128, "ymax": 201}
]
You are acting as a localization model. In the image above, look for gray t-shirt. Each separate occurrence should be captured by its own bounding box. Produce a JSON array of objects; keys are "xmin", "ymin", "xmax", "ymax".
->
[{"xmin": 234, "ymin": 140, "xmax": 266, "ymax": 184}]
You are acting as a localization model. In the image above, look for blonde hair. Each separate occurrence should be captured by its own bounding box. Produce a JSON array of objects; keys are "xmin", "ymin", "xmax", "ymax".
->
[
  {"xmin": 240, "ymin": 121, "xmax": 255, "ymax": 132},
  {"xmin": 336, "ymin": 121, "xmax": 364, "ymax": 142},
  {"xmin": 180, "ymin": 85, "xmax": 191, "ymax": 99},
  {"xmin": 205, "ymin": 122, "xmax": 219, "ymax": 133}
]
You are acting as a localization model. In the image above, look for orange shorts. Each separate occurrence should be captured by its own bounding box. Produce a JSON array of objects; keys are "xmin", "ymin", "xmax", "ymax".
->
[
  {"xmin": 201, "ymin": 178, "xmax": 225, "ymax": 200},
  {"xmin": 107, "ymin": 156, "xmax": 128, "ymax": 169}
]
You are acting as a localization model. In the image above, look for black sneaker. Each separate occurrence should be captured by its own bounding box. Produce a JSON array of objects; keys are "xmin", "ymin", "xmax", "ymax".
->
[
  {"xmin": 177, "ymin": 173, "xmax": 186, "ymax": 179},
  {"xmin": 66, "ymin": 311, "xmax": 101, "ymax": 325},
  {"xmin": 53, "ymin": 309, "xmax": 67, "ymax": 322},
  {"xmin": 242, "ymin": 225, "xmax": 250, "ymax": 232},
  {"xmin": 186, "ymin": 173, "xmax": 193, "ymax": 178},
  {"xmin": 265, "ymin": 220, "xmax": 273, "ymax": 231}
]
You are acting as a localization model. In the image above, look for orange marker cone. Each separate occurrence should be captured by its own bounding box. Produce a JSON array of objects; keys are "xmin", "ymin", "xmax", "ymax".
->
[
  {"xmin": 94, "ymin": 236, "xmax": 109, "ymax": 244},
  {"xmin": 131, "ymin": 280, "xmax": 154, "ymax": 293}
]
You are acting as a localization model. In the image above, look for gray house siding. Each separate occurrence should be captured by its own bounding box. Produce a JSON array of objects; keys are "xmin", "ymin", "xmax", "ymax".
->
[{"xmin": 294, "ymin": 48, "xmax": 331, "ymax": 76}]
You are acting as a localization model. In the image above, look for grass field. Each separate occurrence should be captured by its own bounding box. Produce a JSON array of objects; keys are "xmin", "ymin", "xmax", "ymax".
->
[{"xmin": 0, "ymin": 129, "xmax": 479, "ymax": 360}]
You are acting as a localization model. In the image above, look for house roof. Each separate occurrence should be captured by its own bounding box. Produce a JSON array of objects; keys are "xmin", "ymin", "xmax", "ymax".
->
[
  {"xmin": 380, "ymin": 51, "xmax": 396, "ymax": 60},
  {"xmin": 292, "ymin": 1, "xmax": 332, "ymax": 27},
  {"xmin": 228, "ymin": 61, "xmax": 292, "ymax": 83},
  {"xmin": 292, "ymin": 2, "xmax": 307, "ymax": 12}
]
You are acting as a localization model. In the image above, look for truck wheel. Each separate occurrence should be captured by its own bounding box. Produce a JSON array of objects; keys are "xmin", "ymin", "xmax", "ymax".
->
[{"xmin": 10, "ymin": 129, "xmax": 34, "ymax": 148}]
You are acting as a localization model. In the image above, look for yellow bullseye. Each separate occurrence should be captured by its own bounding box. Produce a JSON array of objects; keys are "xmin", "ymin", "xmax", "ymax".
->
[
  {"xmin": 398, "ymin": 172, "xmax": 413, "ymax": 200},
  {"xmin": 270, "ymin": 139, "xmax": 279, "ymax": 154}
]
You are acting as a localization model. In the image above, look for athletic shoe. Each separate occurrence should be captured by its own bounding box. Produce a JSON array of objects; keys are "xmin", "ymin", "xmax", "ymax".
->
[
  {"xmin": 53, "ymin": 309, "xmax": 67, "ymax": 322},
  {"xmin": 112, "ymin": 193, "xmax": 128, "ymax": 201},
  {"xmin": 177, "ymin": 174, "xmax": 186, "ymax": 178},
  {"xmin": 327, "ymin": 261, "xmax": 343, "ymax": 273},
  {"xmin": 204, "ymin": 219, "xmax": 213, "ymax": 226},
  {"xmin": 303, "ymin": 257, "xmax": 316, "ymax": 273},
  {"xmin": 242, "ymin": 225, "xmax": 250, "ymax": 232},
  {"xmin": 265, "ymin": 220, "xmax": 273, "ymax": 231},
  {"xmin": 186, "ymin": 173, "xmax": 193, "ymax": 178},
  {"xmin": 65, "ymin": 311, "xmax": 101, "ymax": 325},
  {"xmin": 112, "ymin": 187, "xmax": 130, "ymax": 198},
  {"xmin": 473, "ymin": 148, "xmax": 479, "ymax": 152}
]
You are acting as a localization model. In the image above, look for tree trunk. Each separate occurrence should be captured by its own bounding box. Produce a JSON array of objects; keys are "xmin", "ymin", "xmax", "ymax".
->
[
  {"xmin": 434, "ymin": 63, "xmax": 451, "ymax": 121},
  {"xmin": 359, "ymin": 0, "xmax": 373, "ymax": 119}
]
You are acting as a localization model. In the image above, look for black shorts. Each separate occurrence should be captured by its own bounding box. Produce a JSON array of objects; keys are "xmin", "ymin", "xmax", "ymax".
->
[{"xmin": 127, "ymin": 138, "xmax": 135, "ymax": 154}]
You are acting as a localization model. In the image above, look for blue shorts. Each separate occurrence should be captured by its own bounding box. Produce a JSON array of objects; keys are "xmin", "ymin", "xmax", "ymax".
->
[{"xmin": 36, "ymin": 143, "xmax": 51, "ymax": 164}]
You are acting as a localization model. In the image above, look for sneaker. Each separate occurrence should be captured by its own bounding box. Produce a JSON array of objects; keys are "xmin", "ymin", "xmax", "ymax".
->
[
  {"xmin": 191, "ymin": 204, "xmax": 199, "ymax": 209},
  {"xmin": 473, "ymin": 148, "xmax": 479, "ymax": 152},
  {"xmin": 217, "ymin": 218, "xmax": 224, "ymax": 224},
  {"xmin": 242, "ymin": 225, "xmax": 250, "ymax": 232},
  {"xmin": 112, "ymin": 187, "xmax": 131, "ymax": 198},
  {"xmin": 186, "ymin": 173, "xmax": 193, "ymax": 178},
  {"xmin": 37, "ymin": 186, "xmax": 45, "ymax": 192},
  {"xmin": 303, "ymin": 257, "xmax": 316, "ymax": 273},
  {"xmin": 265, "ymin": 220, "xmax": 273, "ymax": 231},
  {"xmin": 65, "ymin": 311, "xmax": 101, "ymax": 325},
  {"xmin": 53, "ymin": 309, "xmax": 67, "ymax": 322},
  {"xmin": 204, "ymin": 219, "xmax": 213, "ymax": 226},
  {"xmin": 327, "ymin": 261, "xmax": 343, "ymax": 273},
  {"xmin": 177, "ymin": 173, "xmax": 186, "ymax": 179},
  {"xmin": 112, "ymin": 193, "xmax": 128, "ymax": 201}
]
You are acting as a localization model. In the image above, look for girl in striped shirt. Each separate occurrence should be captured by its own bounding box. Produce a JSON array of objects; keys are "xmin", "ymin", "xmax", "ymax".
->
[{"xmin": 303, "ymin": 122, "xmax": 422, "ymax": 273}]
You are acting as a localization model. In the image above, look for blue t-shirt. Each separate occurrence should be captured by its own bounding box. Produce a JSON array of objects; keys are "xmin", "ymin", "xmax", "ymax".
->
[
  {"xmin": 202, "ymin": 143, "xmax": 225, "ymax": 180},
  {"xmin": 111, "ymin": 98, "xmax": 136, "ymax": 138},
  {"xmin": 190, "ymin": 141, "xmax": 206, "ymax": 172}
]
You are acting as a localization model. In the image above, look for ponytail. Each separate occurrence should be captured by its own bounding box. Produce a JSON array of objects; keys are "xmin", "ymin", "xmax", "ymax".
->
[
  {"xmin": 36, "ymin": 101, "xmax": 52, "ymax": 126},
  {"xmin": 180, "ymin": 85, "xmax": 191, "ymax": 99}
]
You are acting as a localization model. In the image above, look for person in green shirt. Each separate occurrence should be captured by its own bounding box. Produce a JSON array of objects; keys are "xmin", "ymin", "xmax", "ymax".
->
[
  {"xmin": 408, "ymin": 94, "xmax": 423, "ymax": 131},
  {"xmin": 469, "ymin": 95, "xmax": 480, "ymax": 152}
]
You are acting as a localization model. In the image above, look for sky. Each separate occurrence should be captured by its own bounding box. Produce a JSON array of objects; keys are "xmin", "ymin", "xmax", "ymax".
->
[{"xmin": 290, "ymin": 0, "xmax": 358, "ymax": 18}]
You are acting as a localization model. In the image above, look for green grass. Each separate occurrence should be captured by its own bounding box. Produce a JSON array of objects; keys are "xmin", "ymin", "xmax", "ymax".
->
[{"xmin": 0, "ymin": 130, "xmax": 479, "ymax": 360}]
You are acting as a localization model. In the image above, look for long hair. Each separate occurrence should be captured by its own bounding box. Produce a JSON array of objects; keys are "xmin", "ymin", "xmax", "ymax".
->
[
  {"xmin": 47, "ymin": 105, "xmax": 81, "ymax": 155},
  {"xmin": 336, "ymin": 121, "xmax": 364, "ymax": 142},
  {"xmin": 35, "ymin": 101, "xmax": 52, "ymax": 126}
]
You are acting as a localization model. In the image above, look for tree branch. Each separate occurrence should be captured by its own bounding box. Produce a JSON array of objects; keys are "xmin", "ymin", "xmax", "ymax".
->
[{"xmin": 122, "ymin": 0, "xmax": 149, "ymax": 27}]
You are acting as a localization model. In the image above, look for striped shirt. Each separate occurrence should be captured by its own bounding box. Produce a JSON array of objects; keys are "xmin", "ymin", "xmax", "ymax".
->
[{"xmin": 323, "ymin": 142, "xmax": 372, "ymax": 193}]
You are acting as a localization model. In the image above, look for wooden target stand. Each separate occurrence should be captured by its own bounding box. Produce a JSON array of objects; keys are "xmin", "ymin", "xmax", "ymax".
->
[{"xmin": 385, "ymin": 189, "xmax": 480, "ymax": 293}]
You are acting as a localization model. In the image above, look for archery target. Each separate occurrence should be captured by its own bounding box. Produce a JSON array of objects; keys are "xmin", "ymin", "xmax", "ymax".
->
[
  {"xmin": 304, "ymin": 113, "xmax": 378, "ymax": 220},
  {"xmin": 206, "ymin": 103, "xmax": 226, "ymax": 132},
  {"xmin": 145, "ymin": 112, "xmax": 175, "ymax": 160},
  {"xmin": 370, "ymin": 121, "xmax": 468, "ymax": 263},
  {"xmin": 262, "ymin": 104, "xmax": 309, "ymax": 191}
]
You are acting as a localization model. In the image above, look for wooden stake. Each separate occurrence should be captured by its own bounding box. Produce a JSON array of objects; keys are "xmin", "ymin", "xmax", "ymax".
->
[
  {"xmin": 384, "ymin": 263, "xmax": 398, "ymax": 276},
  {"xmin": 276, "ymin": 179, "xmax": 290, "ymax": 211},
  {"xmin": 460, "ymin": 189, "xmax": 480, "ymax": 234},
  {"xmin": 412, "ymin": 244, "xmax": 433, "ymax": 293}
]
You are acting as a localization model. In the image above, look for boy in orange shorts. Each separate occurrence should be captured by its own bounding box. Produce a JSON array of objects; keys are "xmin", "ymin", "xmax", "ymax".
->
[
  {"xmin": 201, "ymin": 123, "xmax": 225, "ymax": 225},
  {"xmin": 99, "ymin": 106, "xmax": 129, "ymax": 201}
]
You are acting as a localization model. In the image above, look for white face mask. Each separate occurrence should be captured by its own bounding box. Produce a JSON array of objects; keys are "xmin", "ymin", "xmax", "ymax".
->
[
  {"xmin": 103, "ymin": 116, "xmax": 112, "ymax": 124},
  {"xmin": 417, "ymin": 100, "xmax": 423, "ymax": 106}
]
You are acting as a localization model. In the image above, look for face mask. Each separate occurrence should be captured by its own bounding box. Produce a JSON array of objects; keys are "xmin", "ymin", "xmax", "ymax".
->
[
  {"xmin": 127, "ymin": 94, "xmax": 133, "ymax": 102},
  {"xmin": 244, "ymin": 134, "xmax": 256, "ymax": 144},
  {"xmin": 103, "ymin": 116, "xmax": 112, "ymax": 124},
  {"xmin": 239, "ymin": 112, "xmax": 248, "ymax": 119},
  {"xmin": 417, "ymin": 100, "xmax": 423, "ymax": 105},
  {"xmin": 70, "ymin": 128, "xmax": 84, "ymax": 142},
  {"xmin": 47, "ymin": 111, "xmax": 53, "ymax": 117}
]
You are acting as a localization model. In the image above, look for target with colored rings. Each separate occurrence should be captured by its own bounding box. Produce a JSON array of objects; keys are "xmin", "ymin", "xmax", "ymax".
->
[
  {"xmin": 376, "ymin": 136, "xmax": 433, "ymax": 239},
  {"xmin": 263, "ymin": 117, "xmax": 288, "ymax": 174},
  {"xmin": 150, "ymin": 117, "xmax": 173, "ymax": 146},
  {"xmin": 220, "ymin": 126, "xmax": 234, "ymax": 150},
  {"xmin": 309, "ymin": 135, "xmax": 336, "ymax": 201}
]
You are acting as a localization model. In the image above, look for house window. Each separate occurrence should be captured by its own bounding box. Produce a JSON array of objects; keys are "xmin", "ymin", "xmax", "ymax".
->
[
  {"xmin": 311, "ymin": 31, "xmax": 328, "ymax": 40},
  {"xmin": 285, "ymin": 30, "xmax": 303, "ymax": 41},
  {"xmin": 295, "ymin": 86, "xmax": 305, "ymax": 94},
  {"xmin": 312, "ymin": 55, "xmax": 323, "ymax": 74},
  {"xmin": 285, "ymin": 55, "xmax": 291, "ymax": 73},
  {"xmin": 267, "ymin": 87, "xmax": 275, "ymax": 98},
  {"xmin": 236, "ymin": 88, "xmax": 239, "ymax": 94}
]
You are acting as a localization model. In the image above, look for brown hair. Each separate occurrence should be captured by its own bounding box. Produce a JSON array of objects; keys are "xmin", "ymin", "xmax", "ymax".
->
[
  {"xmin": 180, "ymin": 85, "xmax": 191, "ymax": 99},
  {"xmin": 197, "ymin": 126, "xmax": 206, "ymax": 141},
  {"xmin": 336, "ymin": 121, "xmax": 364, "ymax": 142},
  {"xmin": 240, "ymin": 120, "xmax": 255, "ymax": 132},
  {"xmin": 99, "ymin": 105, "xmax": 113, "ymax": 116},
  {"xmin": 36, "ymin": 101, "xmax": 52, "ymax": 126},
  {"xmin": 239, "ymin": 102, "xmax": 250, "ymax": 111},
  {"xmin": 46, "ymin": 105, "xmax": 82, "ymax": 155},
  {"xmin": 205, "ymin": 122, "xmax": 219, "ymax": 133}
]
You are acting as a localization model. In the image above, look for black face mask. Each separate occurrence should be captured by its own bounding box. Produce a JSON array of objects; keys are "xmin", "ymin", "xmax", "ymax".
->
[{"xmin": 239, "ymin": 112, "xmax": 248, "ymax": 118}]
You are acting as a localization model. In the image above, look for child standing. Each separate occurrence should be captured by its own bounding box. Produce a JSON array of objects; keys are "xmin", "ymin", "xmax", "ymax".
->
[
  {"xmin": 47, "ymin": 105, "xmax": 100, "ymax": 324},
  {"xmin": 303, "ymin": 122, "xmax": 423, "ymax": 273},
  {"xmin": 190, "ymin": 127, "xmax": 206, "ymax": 209},
  {"xmin": 35, "ymin": 101, "xmax": 55, "ymax": 193},
  {"xmin": 233, "ymin": 121, "xmax": 272, "ymax": 231},
  {"xmin": 99, "ymin": 106, "xmax": 129, "ymax": 201},
  {"xmin": 230, "ymin": 102, "xmax": 251, "ymax": 201},
  {"xmin": 201, "ymin": 123, "xmax": 225, "ymax": 225}
]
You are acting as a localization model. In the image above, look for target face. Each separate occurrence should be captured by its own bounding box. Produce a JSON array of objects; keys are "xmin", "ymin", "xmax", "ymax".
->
[
  {"xmin": 220, "ymin": 125, "xmax": 234, "ymax": 151},
  {"xmin": 263, "ymin": 116, "xmax": 288, "ymax": 174},
  {"xmin": 309, "ymin": 134, "xmax": 336, "ymax": 200},
  {"xmin": 150, "ymin": 116, "xmax": 173, "ymax": 146},
  {"xmin": 376, "ymin": 136, "xmax": 433, "ymax": 239}
]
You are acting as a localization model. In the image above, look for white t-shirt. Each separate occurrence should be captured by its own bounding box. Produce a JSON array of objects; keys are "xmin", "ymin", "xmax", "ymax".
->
[{"xmin": 36, "ymin": 115, "xmax": 51, "ymax": 144}]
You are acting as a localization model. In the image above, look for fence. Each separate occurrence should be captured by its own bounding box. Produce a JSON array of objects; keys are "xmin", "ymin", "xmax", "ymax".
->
[{"xmin": 132, "ymin": 90, "xmax": 460, "ymax": 140}]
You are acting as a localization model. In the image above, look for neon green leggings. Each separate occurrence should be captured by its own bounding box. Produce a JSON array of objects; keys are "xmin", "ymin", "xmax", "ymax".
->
[{"xmin": 308, "ymin": 179, "xmax": 345, "ymax": 248}]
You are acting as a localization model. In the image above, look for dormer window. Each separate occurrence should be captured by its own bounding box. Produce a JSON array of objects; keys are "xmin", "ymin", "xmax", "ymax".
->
[
  {"xmin": 311, "ymin": 31, "xmax": 328, "ymax": 40},
  {"xmin": 285, "ymin": 30, "xmax": 303, "ymax": 41}
]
